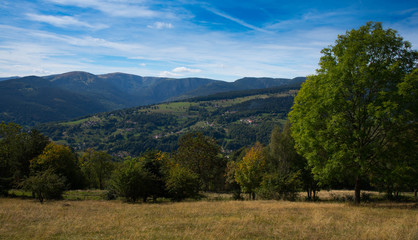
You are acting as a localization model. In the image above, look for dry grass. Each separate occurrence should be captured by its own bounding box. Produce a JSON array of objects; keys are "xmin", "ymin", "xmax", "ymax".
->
[{"xmin": 1, "ymin": 198, "xmax": 417, "ymax": 240}]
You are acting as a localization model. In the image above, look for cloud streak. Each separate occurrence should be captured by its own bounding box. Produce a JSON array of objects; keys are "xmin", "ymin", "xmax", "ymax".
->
[
  {"xmin": 27, "ymin": 13, "xmax": 107, "ymax": 29},
  {"xmin": 46, "ymin": 0, "xmax": 160, "ymax": 18},
  {"xmin": 205, "ymin": 7, "xmax": 271, "ymax": 33}
]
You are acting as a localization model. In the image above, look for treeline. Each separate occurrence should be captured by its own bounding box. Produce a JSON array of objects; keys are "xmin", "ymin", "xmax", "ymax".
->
[
  {"xmin": 2, "ymin": 119, "xmax": 417, "ymax": 204},
  {"xmin": 186, "ymin": 83, "xmax": 301, "ymax": 102},
  {"xmin": 0, "ymin": 121, "xmax": 314, "ymax": 203}
]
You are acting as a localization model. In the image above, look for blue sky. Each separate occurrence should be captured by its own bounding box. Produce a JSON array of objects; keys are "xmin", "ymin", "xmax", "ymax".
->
[{"xmin": 0, "ymin": 0, "xmax": 417, "ymax": 81}]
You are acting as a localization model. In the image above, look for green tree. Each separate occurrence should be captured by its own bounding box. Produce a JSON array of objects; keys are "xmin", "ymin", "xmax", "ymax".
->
[
  {"xmin": 0, "ymin": 122, "xmax": 49, "ymax": 195},
  {"xmin": 234, "ymin": 142, "xmax": 266, "ymax": 200},
  {"xmin": 165, "ymin": 164, "xmax": 200, "ymax": 201},
  {"xmin": 108, "ymin": 157, "xmax": 152, "ymax": 202},
  {"xmin": 0, "ymin": 122, "xmax": 24, "ymax": 194},
  {"xmin": 175, "ymin": 132, "xmax": 226, "ymax": 191},
  {"xmin": 290, "ymin": 22, "xmax": 418, "ymax": 204},
  {"xmin": 21, "ymin": 169, "xmax": 67, "ymax": 203},
  {"xmin": 140, "ymin": 150, "xmax": 170, "ymax": 202},
  {"xmin": 30, "ymin": 142, "xmax": 84, "ymax": 189},
  {"xmin": 262, "ymin": 123, "xmax": 316, "ymax": 200},
  {"xmin": 80, "ymin": 148, "xmax": 114, "ymax": 189}
]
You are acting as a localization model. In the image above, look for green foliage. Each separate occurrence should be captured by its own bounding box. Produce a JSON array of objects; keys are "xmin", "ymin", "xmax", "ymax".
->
[
  {"xmin": 175, "ymin": 132, "xmax": 226, "ymax": 191},
  {"xmin": 264, "ymin": 123, "xmax": 318, "ymax": 200},
  {"xmin": 234, "ymin": 142, "xmax": 267, "ymax": 199},
  {"xmin": 80, "ymin": 149, "xmax": 114, "ymax": 189},
  {"xmin": 108, "ymin": 157, "xmax": 152, "ymax": 202},
  {"xmin": 139, "ymin": 150, "xmax": 171, "ymax": 201},
  {"xmin": 290, "ymin": 22, "xmax": 418, "ymax": 203},
  {"xmin": 37, "ymin": 86, "xmax": 296, "ymax": 156},
  {"xmin": 21, "ymin": 169, "xmax": 67, "ymax": 203},
  {"xmin": 165, "ymin": 164, "xmax": 200, "ymax": 201},
  {"xmin": 257, "ymin": 172, "xmax": 302, "ymax": 201},
  {"xmin": 0, "ymin": 122, "xmax": 49, "ymax": 195},
  {"xmin": 30, "ymin": 142, "xmax": 84, "ymax": 189}
]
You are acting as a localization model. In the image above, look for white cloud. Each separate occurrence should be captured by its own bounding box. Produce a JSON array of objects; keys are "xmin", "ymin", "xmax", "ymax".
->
[
  {"xmin": 0, "ymin": 24, "xmax": 321, "ymax": 80},
  {"xmin": 204, "ymin": 7, "xmax": 271, "ymax": 33},
  {"xmin": 147, "ymin": 22, "xmax": 173, "ymax": 29},
  {"xmin": 158, "ymin": 71, "xmax": 181, "ymax": 78},
  {"xmin": 47, "ymin": 0, "xmax": 159, "ymax": 18},
  {"xmin": 26, "ymin": 13, "xmax": 107, "ymax": 29},
  {"xmin": 172, "ymin": 67, "xmax": 201, "ymax": 73},
  {"xmin": 157, "ymin": 67, "xmax": 202, "ymax": 78}
]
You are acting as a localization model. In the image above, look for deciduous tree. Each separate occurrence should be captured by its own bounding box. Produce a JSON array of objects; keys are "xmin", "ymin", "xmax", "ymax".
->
[
  {"xmin": 290, "ymin": 22, "xmax": 417, "ymax": 204},
  {"xmin": 234, "ymin": 142, "xmax": 266, "ymax": 200},
  {"xmin": 175, "ymin": 132, "xmax": 225, "ymax": 191},
  {"xmin": 80, "ymin": 148, "xmax": 114, "ymax": 189},
  {"xmin": 30, "ymin": 142, "xmax": 84, "ymax": 189}
]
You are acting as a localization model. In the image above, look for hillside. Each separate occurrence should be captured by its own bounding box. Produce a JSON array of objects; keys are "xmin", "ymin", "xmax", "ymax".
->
[
  {"xmin": 37, "ymin": 83, "xmax": 301, "ymax": 156},
  {"xmin": 0, "ymin": 71, "xmax": 304, "ymax": 126}
]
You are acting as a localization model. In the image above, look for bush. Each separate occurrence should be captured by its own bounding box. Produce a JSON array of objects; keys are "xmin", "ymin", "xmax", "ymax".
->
[
  {"xmin": 21, "ymin": 169, "xmax": 67, "ymax": 203},
  {"xmin": 107, "ymin": 158, "xmax": 151, "ymax": 203},
  {"xmin": 257, "ymin": 172, "xmax": 301, "ymax": 201},
  {"xmin": 166, "ymin": 165, "xmax": 200, "ymax": 201}
]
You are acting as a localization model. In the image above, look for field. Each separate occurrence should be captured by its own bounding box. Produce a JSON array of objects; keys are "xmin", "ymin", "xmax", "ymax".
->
[{"xmin": 1, "ymin": 193, "xmax": 417, "ymax": 240}]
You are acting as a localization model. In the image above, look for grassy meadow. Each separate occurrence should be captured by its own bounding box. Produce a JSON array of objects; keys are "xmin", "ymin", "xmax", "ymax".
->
[{"xmin": 1, "ymin": 191, "xmax": 417, "ymax": 240}]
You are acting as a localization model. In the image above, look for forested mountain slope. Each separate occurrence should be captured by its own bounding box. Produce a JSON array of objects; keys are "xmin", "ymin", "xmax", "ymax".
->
[
  {"xmin": 0, "ymin": 71, "xmax": 304, "ymax": 126},
  {"xmin": 37, "ymin": 83, "xmax": 302, "ymax": 156}
]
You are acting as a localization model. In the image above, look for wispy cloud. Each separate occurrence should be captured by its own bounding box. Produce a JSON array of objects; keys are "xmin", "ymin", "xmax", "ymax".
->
[
  {"xmin": 46, "ymin": 0, "xmax": 160, "ymax": 18},
  {"xmin": 159, "ymin": 71, "xmax": 181, "ymax": 77},
  {"xmin": 1, "ymin": 0, "xmax": 416, "ymax": 80},
  {"xmin": 27, "ymin": 13, "xmax": 107, "ymax": 29},
  {"xmin": 205, "ymin": 7, "xmax": 271, "ymax": 33},
  {"xmin": 147, "ymin": 22, "xmax": 173, "ymax": 29}
]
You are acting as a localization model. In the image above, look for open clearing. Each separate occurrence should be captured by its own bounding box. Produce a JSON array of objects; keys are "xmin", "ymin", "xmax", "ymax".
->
[{"xmin": 1, "ymin": 198, "xmax": 417, "ymax": 240}]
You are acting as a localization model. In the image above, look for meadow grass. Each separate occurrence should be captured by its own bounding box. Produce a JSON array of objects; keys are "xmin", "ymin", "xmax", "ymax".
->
[{"xmin": 1, "ymin": 197, "xmax": 417, "ymax": 240}]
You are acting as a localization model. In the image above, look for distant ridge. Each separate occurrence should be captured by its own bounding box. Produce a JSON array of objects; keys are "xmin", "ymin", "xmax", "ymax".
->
[{"xmin": 0, "ymin": 71, "xmax": 305, "ymax": 126}]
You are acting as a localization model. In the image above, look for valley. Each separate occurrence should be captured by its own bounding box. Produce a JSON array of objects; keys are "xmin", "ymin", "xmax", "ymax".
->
[{"xmin": 37, "ymin": 84, "xmax": 300, "ymax": 156}]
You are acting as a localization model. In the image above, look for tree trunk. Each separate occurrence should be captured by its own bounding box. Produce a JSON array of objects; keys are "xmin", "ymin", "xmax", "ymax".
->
[
  {"xmin": 354, "ymin": 177, "xmax": 361, "ymax": 204},
  {"xmin": 387, "ymin": 188, "xmax": 393, "ymax": 200},
  {"xmin": 414, "ymin": 189, "xmax": 417, "ymax": 201}
]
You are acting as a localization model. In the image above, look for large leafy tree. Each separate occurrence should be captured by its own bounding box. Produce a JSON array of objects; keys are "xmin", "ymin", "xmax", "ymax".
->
[
  {"xmin": 30, "ymin": 142, "xmax": 84, "ymax": 189},
  {"xmin": 290, "ymin": 22, "xmax": 417, "ymax": 204},
  {"xmin": 175, "ymin": 132, "xmax": 226, "ymax": 191},
  {"xmin": 80, "ymin": 148, "xmax": 114, "ymax": 189}
]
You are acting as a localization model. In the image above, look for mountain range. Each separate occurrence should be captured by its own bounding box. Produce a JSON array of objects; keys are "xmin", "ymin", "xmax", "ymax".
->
[{"xmin": 0, "ymin": 71, "xmax": 305, "ymax": 126}]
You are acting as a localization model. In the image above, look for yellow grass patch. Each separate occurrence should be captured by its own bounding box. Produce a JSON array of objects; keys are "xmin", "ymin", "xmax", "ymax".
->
[{"xmin": 0, "ymin": 198, "xmax": 417, "ymax": 240}]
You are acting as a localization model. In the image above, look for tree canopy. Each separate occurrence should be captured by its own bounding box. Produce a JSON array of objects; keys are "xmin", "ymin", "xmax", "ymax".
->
[
  {"xmin": 174, "ymin": 132, "xmax": 226, "ymax": 191},
  {"xmin": 289, "ymin": 22, "xmax": 417, "ymax": 203}
]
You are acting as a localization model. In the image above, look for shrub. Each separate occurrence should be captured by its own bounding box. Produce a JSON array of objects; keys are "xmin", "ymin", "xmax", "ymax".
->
[
  {"xmin": 108, "ymin": 157, "xmax": 151, "ymax": 203},
  {"xmin": 166, "ymin": 164, "xmax": 200, "ymax": 201},
  {"xmin": 21, "ymin": 169, "xmax": 67, "ymax": 203},
  {"xmin": 257, "ymin": 172, "xmax": 302, "ymax": 201}
]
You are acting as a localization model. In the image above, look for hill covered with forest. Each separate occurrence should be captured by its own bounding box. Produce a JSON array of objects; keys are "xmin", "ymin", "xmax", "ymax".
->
[{"xmin": 37, "ymin": 83, "xmax": 301, "ymax": 156}]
